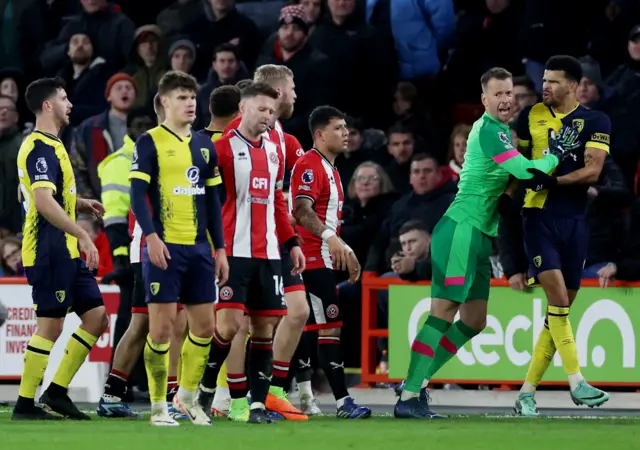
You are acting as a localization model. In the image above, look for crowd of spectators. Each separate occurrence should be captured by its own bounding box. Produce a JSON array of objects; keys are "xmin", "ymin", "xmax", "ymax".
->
[{"xmin": 2, "ymin": 0, "xmax": 640, "ymax": 375}]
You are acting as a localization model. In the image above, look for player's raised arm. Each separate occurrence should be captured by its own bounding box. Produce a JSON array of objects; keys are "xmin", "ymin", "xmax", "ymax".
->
[
  {"xmin": 128, "ymin": 133, "xmax": 156, "ymax": 237},
  {"xmin": 556, "ymin": 115, "xmax": 610, "ymax": 186},
  {"xmin": 480, "ymin": 125, "xmax": 559, "ymax": 179}
]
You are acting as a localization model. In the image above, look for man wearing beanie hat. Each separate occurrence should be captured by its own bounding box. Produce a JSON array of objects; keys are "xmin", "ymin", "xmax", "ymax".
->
[
  {"xmin": 169, "ymin": 39, "xmax": 197, "ymax": 75},
  {"xmin": 255, "ymin": 4, "xmax": 336, "ymax": 147},
  {"xmin": 123, "ymin": 25, "xmax": 167, "ymax": 109},
  {"xmin": 72, "ymin": 72, "xmax": 137, "ymax": 199},
  {"xmin": 578, "ymin": 56, "xmax": 610, "ymax": 110}
]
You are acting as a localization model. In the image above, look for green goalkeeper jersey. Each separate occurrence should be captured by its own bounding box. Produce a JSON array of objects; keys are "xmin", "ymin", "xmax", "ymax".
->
[{"xmin": 444, "ymin": 112, "xmax": 559, "ymax": 237}]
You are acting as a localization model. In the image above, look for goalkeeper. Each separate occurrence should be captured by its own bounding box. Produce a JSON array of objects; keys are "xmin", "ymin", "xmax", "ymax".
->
[{"xmin": 394, "ymin": 67, "xmax": 576, "ymax": 419}]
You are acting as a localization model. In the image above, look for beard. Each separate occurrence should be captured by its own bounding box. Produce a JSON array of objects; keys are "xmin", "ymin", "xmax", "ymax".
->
[
  {"xmin": 279, "ymin": 100, "xmax": 294, "ymax": 119},
  {"xmin": 54, "ymin": 104, "xmax": 69, "ymax": 127},
  {"xmin": 71, "ymin": 53, "xmax": 92, "ymax": 66},
  {"xmin": 279, "ymin": 38, "xmax": 304, "ymax": 53}
]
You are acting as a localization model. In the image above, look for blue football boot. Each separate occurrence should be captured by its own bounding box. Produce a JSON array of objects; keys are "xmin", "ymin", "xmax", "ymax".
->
[{"xmin": 336, "ymin": 397, "xmax": 371, "ymax": 419}]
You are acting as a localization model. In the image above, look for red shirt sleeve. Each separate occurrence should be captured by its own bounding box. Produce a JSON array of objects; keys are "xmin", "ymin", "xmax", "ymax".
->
[
  {"xmin": 290, "ymin": 156, "xmax": 323, "ymax": 205},
  {"xmin": 96, "ymin": 232, "xmax": 114, "ymax": 276},
  {"xmin": 284, "ymin": 133, "xmax": 304, "ymax": 171}
]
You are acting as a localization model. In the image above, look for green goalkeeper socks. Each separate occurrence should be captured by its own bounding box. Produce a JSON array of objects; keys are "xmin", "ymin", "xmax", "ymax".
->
[
  {"xmin": 404, "ymin": 315, "xmax": 451, "ymax": 393},
  {"xmin": 424, "ymin": 320, "xmax": 479, "ymax": 380}
]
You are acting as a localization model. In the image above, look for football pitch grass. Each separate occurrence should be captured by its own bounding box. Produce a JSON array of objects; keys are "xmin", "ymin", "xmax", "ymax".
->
[{"xmin": 1, "ymin": 407, "xmax": 639, "ymax": 450}]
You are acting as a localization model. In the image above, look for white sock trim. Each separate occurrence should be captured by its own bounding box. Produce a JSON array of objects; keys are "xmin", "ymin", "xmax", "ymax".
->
[
  {"xmin": 298, "ymin": 380, "xmax": 313, "ymax": 397},
  {"xmin": 520, "ymin": 381, "xmax": 536, "ymax": 394},
  {"xmin": 568, "ymin": 372, "xmax": 585, "ymax": 391},
  {"xmin": 336, "ymin": 396, "xmax": 349, "ymax": 408}
]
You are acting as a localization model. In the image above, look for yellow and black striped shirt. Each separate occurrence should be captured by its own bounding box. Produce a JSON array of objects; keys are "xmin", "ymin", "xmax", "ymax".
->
[
  {"xmin": 129, "ymin": 125, "xmax": 222, "ymax": 245},
  {"xmin": 17, "ymin": 131, "xmax": 79, "ymax": 266},
  {"xmin": 516, "ymin": 102, "xmax": 611, "ymax": 216}
]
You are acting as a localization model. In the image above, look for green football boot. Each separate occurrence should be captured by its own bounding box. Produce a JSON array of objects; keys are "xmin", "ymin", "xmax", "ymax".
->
[
  {"xmin": 514, "ymin": 393, "xmax": 539, "ymax": 417},
  {"xmin": 228, "ymin": 398, "xmax": 250, "ymax": 422},
  {"xmin": 570, "ymin": 381, "xmax": 610, "ymax": 408}
]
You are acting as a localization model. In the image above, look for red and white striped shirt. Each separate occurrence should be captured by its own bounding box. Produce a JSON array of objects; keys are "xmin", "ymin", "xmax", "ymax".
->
[
  {"xmin": 216, "ymin": 129, "xmax": 296, "ymax": 259},
  {"xmin": 290, "ymin": 149, "xmax": 344, "ymax": 270},
  {"xmin": 128, "ymin": 208, "xmax": 144, "ymax": 264}
]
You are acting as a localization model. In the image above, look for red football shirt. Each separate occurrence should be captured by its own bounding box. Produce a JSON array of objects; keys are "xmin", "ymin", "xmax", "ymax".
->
[
  {"xmin": 216, "ymin": 129, "xmax": 295, "ymax": 259},
  {"xmin": 290, "ymin": 149, "xmax": 344, "ymax": 270}
]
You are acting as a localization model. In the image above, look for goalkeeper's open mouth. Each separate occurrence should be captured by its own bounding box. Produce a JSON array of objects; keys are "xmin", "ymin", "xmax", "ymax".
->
[{"xmin": 497, "ymin": 104, "xmax": 511, "ymax": 119}]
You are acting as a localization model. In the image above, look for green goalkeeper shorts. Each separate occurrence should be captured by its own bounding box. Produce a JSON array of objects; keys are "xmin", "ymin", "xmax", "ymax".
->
[{"xmin": 431, "ymin": 216, "xmax": 493, "ymax": 303}]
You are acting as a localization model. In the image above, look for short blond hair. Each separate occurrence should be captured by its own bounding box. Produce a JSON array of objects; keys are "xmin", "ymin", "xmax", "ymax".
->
[{"xmin": 253, "ymin": 64, "xmax": 293, "ymax": 86}]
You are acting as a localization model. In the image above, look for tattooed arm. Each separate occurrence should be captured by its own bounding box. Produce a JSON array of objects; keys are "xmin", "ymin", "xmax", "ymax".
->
[
  {"xmin": 556, "ymin": 148, "xmax": 607, "ymax": 186},
  {"xmin": 293, "ymin": 197, "xmax": 327, "ymax": 237},
  {"xmin": 294, "ymin": 196, "xmax": 357, "ymax": 276}
]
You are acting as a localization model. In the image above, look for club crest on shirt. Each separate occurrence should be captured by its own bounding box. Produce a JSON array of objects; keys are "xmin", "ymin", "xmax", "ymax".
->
[
  {"xmin": 36, "ymin": 157, "xmax": 48, "ymax": 173},
  {"xmin": 201, "ymin": 148, "xmax": 210, "ymax": 164},
  {"xmin": 55, "ymin": 290, "xmax": 66, "ymax": 303},
  {"xmin": 269, "ymin": 152, "xmax": 279, "ymax": 164},
  {"xmin": 533, "ymin": 255, "xmax": 542, "ymax": 268},
  {"xmin": 302, "ymin": 169, "xmax": 314, "ymax": 184},
  {"xmin": 132, "ymin": 146, "xmax": 138, "ymax": 163},
  {"xmin": 572, "ymin": 119, "xmax": 584, "ymax": 133}
]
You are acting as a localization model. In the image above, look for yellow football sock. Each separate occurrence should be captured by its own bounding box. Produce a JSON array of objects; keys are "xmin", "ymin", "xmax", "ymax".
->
[
  {"xmin": 217, "ymin": 363, "xmax": 229, "ymax": 388},
  {"xmin": 19, "ymin": 335, "xmax": 54, "ymax": 399},
  {"xmin": 144, "ymin": 336, "xmax": 170, "ymax": 404},
  {"xmin": 547, "ymin": 306, "xmax": 580, "ymax": 375},
  {"xmin": 52, "ymin": 327, "xmax": 99, "ymax": 389},
  {"xmin": 524, "ymin": 319, "xmax": 556, "ymax": 386},
  {"xmin": 180, "ymin": 331, "xmax": 212, "ymax": 391}
]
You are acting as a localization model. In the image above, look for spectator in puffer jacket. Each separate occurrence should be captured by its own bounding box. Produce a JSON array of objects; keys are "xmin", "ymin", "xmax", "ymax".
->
[{"xmin": 365, "ymin": 0, "xmax": 455, "ymax": 81}]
